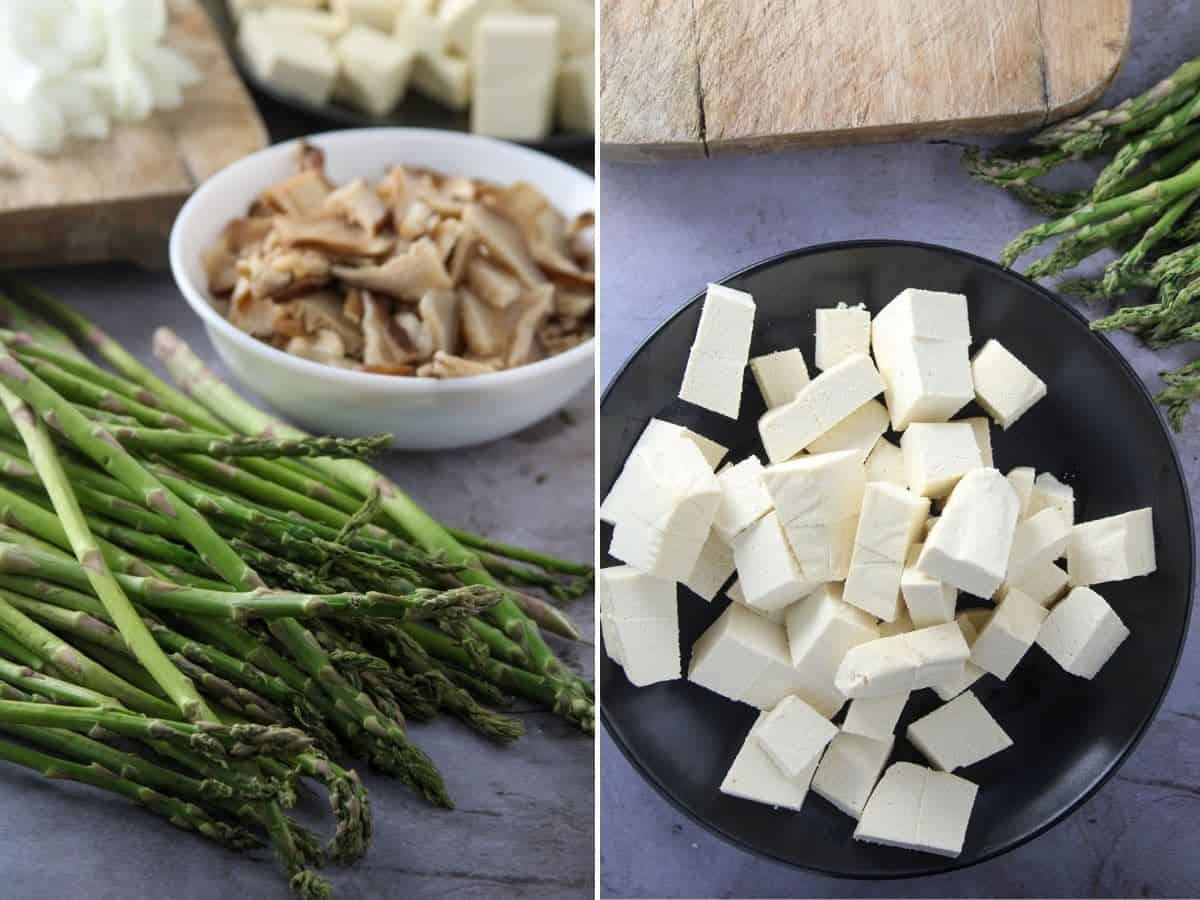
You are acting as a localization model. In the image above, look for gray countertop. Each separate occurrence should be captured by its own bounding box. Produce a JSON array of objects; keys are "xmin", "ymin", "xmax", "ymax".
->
[
  {"xmin": 0, "ymin": 268, "xmax": 595, "ymax": 899},
  {"xmin": 599, "ymin": 2, "xmax": 1200, "ymax": 897}
]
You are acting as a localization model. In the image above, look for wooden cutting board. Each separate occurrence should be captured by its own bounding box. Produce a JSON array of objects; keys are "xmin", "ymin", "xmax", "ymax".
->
[
  {"xmin": 0, "ymin": 0, "xmax": 267, "ymax": 268},
  {"xmin": 600, "ymin": 0, "xmax": 1132, "ymax": 160}
]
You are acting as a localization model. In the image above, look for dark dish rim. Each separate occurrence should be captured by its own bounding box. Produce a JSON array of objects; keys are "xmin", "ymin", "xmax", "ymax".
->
[{"xmin": 598, "ymin": 238, "xmax": 1196, "ymax": 880}]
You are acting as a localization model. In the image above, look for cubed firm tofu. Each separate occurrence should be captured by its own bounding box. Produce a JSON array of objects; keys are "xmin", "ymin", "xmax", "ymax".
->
[
  {"xmin": 681, "ymin": 530, "xmax": 735, "ymax": 601},
  {"xmin": 750, "ymin": 348, "xmax": 810, "ymax": 408},
  {"xmin": 262, "ymin": 8, "xmax": 349, "ymax": 38},
  {"xmin": 752, "ymin": 695, "xmax": 838, "ymax": 778},
  {"xmin": 930, "ymin": 612, "xmax": 987, "ymax": 702},
  {"xmin": 842, "ymin": 691, "xmax": 908, "ymax": 742},
  {"xmin": 334, "ymin": 26, "xmax": 415, "ymax": 116},
  {"xmin": 1067, "ymin": 508, "xmax": 1156, "ymax": 586},
  {"xmin": 906, "ymin": 690, "xmax": 1012, "ymax": 772},
  {"xmin": 843, "ymin": 482, "xmax": 930, "ymax": 621},
  {"xmin": 238, "ymin": 14, "xmax": 339, "ymax": 106},
  {"xmin": 971, "ymin": 338, "xmax": 1047, "ymax": 430},
  {"xmin": 900, "ymin": 421, "xmax": 982, "ymax": 498},
  {"xmin": 835, "ymin": 622, "xmax": 970, "ymax": 698},
  {"xmin": 471, "ymin": 14, "xmax": 560, "ymax": 140},
  {"xmin": 1028, "ymin": 472, "xmax": 1075, "ymax": 525},
  {"xmin": 854, "ymin": 762, "xmax": 978, "ymax": 858},
  {"xmin": 711, "ymin": 456, "xmax": 773, "ymax": 541},
  {"xmin": 785, "ymin": 583, "xmax": 879, "ymax": 683},
  {"xmin": 597, "ymin": 566, "xmax": 679, "ymax": 686},
  {"xmin": 678, "ymin": 284, "xmax": 756, "ymax": 419},
  {"xmin": 1005, "ymin": 507, "xmax": 1071, "ymax": 588},
  {"xmin": 815, "ymin": 303, "xmax": 870, "ymax": 370},
  {"xmin": 1000, "ymin": 561, "xmax": 1069, "ymax": 607},
  {"xmin": 864, "ymin": 438, "xmax": 906, "ymax": 486},
  {"xmin": 556, "ymin": 53, "xmax": 594, "ymax": 131},
  {"xmin": 411, "ymin": 51, "xmax": 471, "ymax": 110},
  {"xmin": 918, "ymin": 468, "xmax": 1020, "ymax": 598},
  {"xmin": 964, "ymin": 416, "xmax": 994, "ymax": 467},
  {"xmin": 1036, "ymin": 585, "xmax": 1130, "ymax": 678},
  {"xmin": 731, "ymin": 511, "xmax": 818, "ymax": 613},
  {"xmin": 806, "ymin": 399, "xmax": 890, "ymax": 461},
  {"xmin": 720, "ymin": 712, "xmax": 817, "ymax": 811},
  {"xmin": 600, "ymin": 418, "xmax": 725, "ymax": 524},
  {"xmin": 395, "ymin": 2, "xmax": 449, "ymax": 58},
  {"xmin": 811, "ymin": 732, "xmax": 894, "ymax": 819},
  {"xmin": 970, "ymin": 588, "xmax": 1048, "ymax": 679},
  {"xmin": 758, "ymin": 354, "xmax": 884, "ymax": 462},
  {"xmin": 520, "ymin": 0, "xmax": 595, "ymax": 56},
  {"xmin": 332, "ymin": 0, "xmax": 400, "ymax": 31},
  {"xmin": 901, "ymin": 542, "xmax": 957, "ymax": 628},
  {"xmin": 1007, "ymin": 466, "xmax": 1036, "ymax": 519}
]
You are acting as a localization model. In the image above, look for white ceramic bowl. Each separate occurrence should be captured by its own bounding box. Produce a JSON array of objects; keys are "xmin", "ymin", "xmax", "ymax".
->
[{"xmin": 169, "ymin": 128, "xmax": 595, "ymax": 449}]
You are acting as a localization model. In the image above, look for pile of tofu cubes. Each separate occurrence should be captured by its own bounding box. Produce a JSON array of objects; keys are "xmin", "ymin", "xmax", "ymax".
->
[
  {"xmin": 600, "ymin": 286, "xmax": 1157, "ymax": 858},
  {"xmin": 232, "ymin": 0, "xmax": 594, "ymax": 139}
]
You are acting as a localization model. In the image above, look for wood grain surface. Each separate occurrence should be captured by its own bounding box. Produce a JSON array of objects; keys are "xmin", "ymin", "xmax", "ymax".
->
[
  {"xmin": 600, "ymin": 0, "xmax": 1132, "ymax": 159},
  {"xmin": 0, "ymin": 0, "xmax": 267, "ymax": 268}
]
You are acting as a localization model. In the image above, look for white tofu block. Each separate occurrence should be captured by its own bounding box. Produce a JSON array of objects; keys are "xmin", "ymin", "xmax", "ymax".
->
[
  {"xmin": 877, "ymin": 609, "xmax": 914, "ymax": 638},
  {"xmin": 720, "ymin": 713, "xmax": 817, "ymax": 811},
  {"xmin": 963, "ymin": 416, "xmax": 994, "ymax": 467},
  {"xmin": 752, "ymin": 695, "xmax": 838, "ymax": 778},
  {"xmin": 844, "ymin": 483, "xmax": 930, "ymax": 620},
  {"xmin": 440, "ymin": 0, "xmax": 512, "ymax": 53},
  {"xmin": 238, "ymin": 15, "xmax": 339, "ymax": 106},
  {"xmin": 682, "ymin": 530, "xmax": 735, "ymax": 601},
  {"xmin": 679, "ymin": 284, "xmax": 756, "ymax": 419},
  {"xmin": 597, "ymin": 566, "xmax": 680, "ymax": 686},
  {"xmin": 900, "ymin": 421, "xmax": 983, "ymax": 498},
  {"xmin": 854, "ymin": 762, "xmax": 978, "ymax": 858},
  {"xmin": 971, "ymin": 339, "xmax": 1047, "ymax": 430},
  {"xmin": 1001, "ymin": 561, "xmax": 1069, "ymax": 607},
  {"xmin": 865, "ymin": 438, "xmax": 907, "ymax": 487},
  {"xmin": 901, "ymin": 543, "xmax": 958, "ymax": 628},
  {"xmin": 930, "ymin": 612, "xmax": 987, "ymax": 701},
  {"xmin": 970, "ymin": 588, "xmax": 1047, "ymax": 679},
  {"xmin": 842, "ymin": 692, "xmax": 908, "ymax": 742},
  {"xmin": 610, "ymin": 618, "xmax": 680, "ymax": 686},
  {"xmin": 785, "ymin": 583, "xmax": 878, "ymax": 688},
  {"xmin": 688, "ymin": 603, "xmax": 779, "ymax": 702},
  {"xmin": 1037, "ymin": 585, "xmax": 1129, "ymax": 678},
  {"xmin": 815, "ymin": 303, "xmax": 871, "ymax": 371},
  {"xmin": 812, "ymin": 732, "xmax": 894, "ymax": 819},
  {"xmin": 712, "ymin": 456, "xmax": 773, "ymax": 540},
  {"xmin": 519, "ymin": 0, "xmax": 594, "ymax": 56},
  {"xmin": 1005, "ymin": 508, "xmax": 1071, "ymax": 588},
  {"xmin": 608, "ymin": 434, "xmax": 720, "ymax": 581},
  {"xmin": 918, "ymin": 468, "xmax": 1020, "ymax": 598},
  {"xmin": 471, "ymin": 14, "xmax": 559, "ymax": 140},
  {"xmin": 750, "ymin": 348, "xmax": 810, "ymax": 408},
  {"xmin": 763, "ymin": 450, "xmax": 865, "ymax": 582},
  {"xmin": 333, "ymin": 25, "xmax": 415, "ymax": 116},
  {"xmin": 597, "ymin": 565, "xmax": 675, "ymax": 620},
  {"xmin": 758, "ymin": 354, "xmax": 885, "ymax": 463},
  {"xmin": 262, "ymin": 8, "xmax": 349, "ymax": 37},
  {"xmin": 556, "ymin": 53, "xmax": 594, "ymax": 131},
  {"xmin": 731, "ymin": 512, "xmax": 818, "ymax": 613},
  {"xmin": 871, "ymin": 289, "xmax": 973, "ymax": 430},
  {"xmin": 1067, "ymin": 508, "xmax": 1156, "ymax": 586},
  {"xmin": 907, "ymin": 690, "xmax": 1012, "ymax": 772},
  {"xmin": 835, "ymin": 622, "xmax": 969, "ymax": 698},
  {"xmin": 395, "ymin": 4, "xmax": 449, "ymax": 57},
  {"xmin": 1007, "ymin": 466, "xmax": 1036, "ymax": 520},
  {"xmin": 807, "ymin": 399, "xmax": 890, "ymax": 461},
  {"xmin": 600, "ymin": 419, "xmax": 724, "ymax": 524},
  {"xmin": 743, "ymin": 648, "xmax": 844, "ymax": 716},
  {"xmin": 599, "ymin": 614, "xmax": 624, "ymax": 665},
  {"xmin": 411, "ymin": 51, "xmax": 470, "ymax": 109},
  {"xmin": 332, "ymin": 0, "xmax": 402, "ymax": 31},
  {"xmin": 1028, "ymin": 472, "xmax": 1075, "ymax": 527}
]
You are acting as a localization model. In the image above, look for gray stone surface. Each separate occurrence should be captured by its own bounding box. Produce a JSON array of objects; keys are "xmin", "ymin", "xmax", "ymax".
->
[
  {"xmin": 599, "ymin": 2, "xmax": 1200, "ymax": 897},
  {"xmin": 0, "ymin": 268, "xmax": 594, "ymax": 899}
]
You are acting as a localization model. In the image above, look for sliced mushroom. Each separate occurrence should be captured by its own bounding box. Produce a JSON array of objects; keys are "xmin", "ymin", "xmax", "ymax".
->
[
  {"xmin": 539, "ymin": 319, "xmax": 592, "ymax": 355},
  {"xmin": 418, "ymin": 289, "xmax": 460, "ymax": 356},
  {"xmin": 492, "ymin": 182, "xmax": 593, "ymax": 282},
  {"xmin": 297, "ymin": 141, "xmax": 326, "ymax": 174},
  {"xmin": 273, "ymin": 216, "xmax": 395, "ymax": 258},
  {"xmin": 417, "ymin": 351, "xmax": 498, "ymax": 378},
  {"xmin": 554, "ymin": 286, "xmax": 593, "ymax": 319},
  {"xmin": 448, "ymin": 221, "xmax": 477, "ymax": 284},
  {"xmin": 286, "ymin": 329, "xmax": 355, "ymax": 368},
  {"xmin": 323, "ymin": 178, "xmax": 389, "ymax": 235},
  {"xmin": 394, "ymin": 311, "xmax": 435, "ymax": 360},
  {"xmin": 507, "ymin": 285, "xmax": 555, "ymax": 368},
  {"xmin": 460, "ymin": 289, "xmax": 518, "ymax": 358},
  {"xmin": 361, "ymin": 292, "xmax": 420, "ymax": 367},
  {"xmin": 333, "ymin": 238, "xmax": 452, "ymax": 301},
  {"xmin": 462, "ymin": 203, "xmax": 546, "ymax": 288},
  {"xmin": 279, "ymin": 291, "xmax": 364, "ymax": 355},
  {"xmin": 397, "ymin": 199, "xmax": 434, "ymax": 241},
  {"xmin": 239, "ymin": 248, "xmax": 333, "ymax": 301},
  {"xmin": 258, "ymin": 169, "xmax": 332, "ymax": 217},
  {"xmin": 466, "ymin": 258, "xmax": 522, "ymax": 309},
  {"xmin": 344, "ymin": 288, "xmax": 364, "ymax": 324},
  {"xmin": 431, "ymin": 217, "xmax": 462, "ymax": 260},
  {"xmin": 230, "ymin": 287, "xmax": 289, "ymax": 338},
  {"xmin": 203, "ymin": 216, "xmax": 273, "ymax": 295}
]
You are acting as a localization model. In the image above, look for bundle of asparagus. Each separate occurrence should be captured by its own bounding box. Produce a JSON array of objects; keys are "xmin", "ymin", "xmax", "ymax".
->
[
  {"xmin": 0, "ymin": 283, "xmax": 593, "ymax": 899},
  {"xmin": 962, "ymin": 56, "xmax": 1200, "ymax": 428}
]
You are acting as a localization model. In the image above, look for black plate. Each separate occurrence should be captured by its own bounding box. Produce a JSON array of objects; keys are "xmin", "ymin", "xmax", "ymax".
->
[
  {"xmin": 202, "ymin": 0, "xmax": 592, "ymax": 153},
  {"xmin": 599, "ymin": 240, "xmax": 1195, "ymax": 878}
]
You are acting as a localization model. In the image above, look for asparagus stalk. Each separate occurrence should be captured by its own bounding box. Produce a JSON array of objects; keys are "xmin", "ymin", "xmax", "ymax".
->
[
  {"xmin": 0, "ymin": 628, "xmax": 45, "ymax": 670},
  {"xmin": 0, "ymin": 654, "xmax": 127, "ymax": 710},
  {"xmin": 1103, "ymin": 189, "xmax": 1200, "ymax": 292},
  {"xmin": 1024, "ymin": 197, "xmax": 1177, "ymax": 279},
  {"xmin": 99, "ymin": 424, "xmax": 392, "ymax": 460},
  {"xmin": 1093, "ymin": 91, "xmax": 1200, "ymax": 200}
]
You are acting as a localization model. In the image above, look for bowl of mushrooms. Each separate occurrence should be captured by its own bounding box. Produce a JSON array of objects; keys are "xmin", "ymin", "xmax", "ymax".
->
[{"xmin": 169, "ymin": 128, "xmax": 594, "ymax": 449}]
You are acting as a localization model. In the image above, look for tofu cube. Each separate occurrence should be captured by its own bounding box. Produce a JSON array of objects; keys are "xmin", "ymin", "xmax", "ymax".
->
[
  {"xmin": 711, "ymin": 456, "xmax": 773, "ymax": 541},
  {"xmin": 556, "ymin": 53, "xmax": 594, "ymax": 131},
  {"xmin": 395, "ymin": 4, "xmax": 449, "ymax": 58},
  {"xmin": 1000, "ymin": 561, "xmax": 1069, "ymax": 607},
  {"xmin": 678, "ymin": 284, "xmax": 756, "ymax": 419},
  {"xmin": 1028, "ymin": 472, "xmax": 1075, "ymax": 526},
  {"xmin": 842, "ymin": 691, "xmax": 908, "ymax": 742},
  {"xmin": 597, "ymin": 566, "xmax": 679, "ymax": 686},
  {"xmin": 752, "ymin": 695, "xmax": 838, "ymax": 778},
  {"xmin": 720, "ymin": 712, "xmax": 817, "ymax": 811},
  {"xmin": 332, "ymin": 0, "xmax": 403, "ymax": 31},
  {"xmin": 1067, "ymin": 508, "xmax": 1156, "ymax": 586},
  {"xmin": 411, "ymin": 50, "xmax": 470, "ymax": 109},
  {"xmin": 844, "ymin": 483, "xmax": 930, "ymax": 621},
  {"xmin": 750, "ymin": 348, "xmax": 810, "ymax": 408},
  {"xmin": 607, "ymin": 433, "xmax": 720, "ymax": 581},
  {"xmin": 519, "ymin": 0, "xmax": 594, "ymax": 56},
  {"xmin": 815, "ymin": 303, "xmax": 871, "ymax": 371},
  {"xmin": 731, "ymin": 512, "xmax": 818, "ymax": 613},
  {"xmin": 333, "ymin": 26, "xmax": 415, "ymax": 116},
  {"xmin": 918, "ymin": 468, "xmax": 1020, "ymax": 598},
  {"xmin": 262, "ymin": 8, "xmax": 349, "ymax": 38},
  {"xmin": 758, "ymin": 354, "xmax": 885, "ymax": 463},
  {"xmin": 970, "ymin": 588, "xmax": 1047, "ymax": 679},
  {"xmin": 963, "ymin": 416, "xmax": 994, "ymax": 467},
  {"xmin": 864, "ymin": 437, "xmax": 906, "ymax": 486},
  {"xmin": 906, "ymin": 690, "xmax": 1012, "ymax": 771},
  {"xmin": 785, "ymin": 583, "xmax": 879, "ymax": 700},
  {"xmin": 743, "ymin": 646, "xmax": 844, "ymax": 715},
  {"xmin": 877, "ymin": 608, "xmax": 914, "ymax": 638},
  {"xmin": 901, "ymin": 542, "xmax": 958, "ymax": 628},
  {"xmin": 1036, "ymin": 585, "xmax": 1129, "ymax": 678},
  {"xmin": 970, "ymin": 339, "xmax": 1047, "ymax": 429},
  {"xmin": 600, "ymin": 418, "xmax": 724, "ymax": 524},
  {"xmin": 835, "ymin": 622, "xmax": 970, "ymax": 698},
  {"xmin": 1005, "ymin": 507, "xmax": 1071, "ymax": 588},
  {"xmin": 238, "ymin": 14, "xmax": 339, "ymax": 106},
  {"xmin": 762, "ymin": 449, "xmax": 865, "ymax": 582},
  {"xmin": 870, "ymin": 288, "xmax": 974, "ymax": 430},
  {"xmin": 681, "ymin": 530, "xmax": 735, "ymax": 601},
  {"xmin": 471, "ymin": 14, "xmax": 560, "ymax": 140},
  {"xmin": 1007, "ymin": 466, "xmax": 1036, "ymax": 519},
  {"xmin": 806, "ymin": 399, "xmax": 890, "ymax": 461},
  {"xmin": 930, "ymin": 612, "xmax": 987, "ymax": 701},
  {"xmin": 812, "ymin": 732, "xmax": 894, "ymax": 819},
  {"xmin": 854, "ymin": 762, "xmax": 978, "ymax": 858},
  {"xmin": 900, "ymin": 421, "xmax": 983, "ymax": 498},
  {"xmin": 688, "ymin": 603, "xmax": 781, "ymax": 703},
  {"xmin": 440, "ymin": 0, "xmax": 512, "ymax": 53}
]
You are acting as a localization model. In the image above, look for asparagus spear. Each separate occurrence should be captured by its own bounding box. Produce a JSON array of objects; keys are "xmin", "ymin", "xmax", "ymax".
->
[
  {"xmin": 1093, "ymin": 92, "xmax": 1200, "ymax": 200},
  {"xmin": 100, "ymin": 424, "xmax": 392, "ymax": 460},
  {"xmin": 1104, "ymin": 190, "xmax": 1200, "ymax": 292}
]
